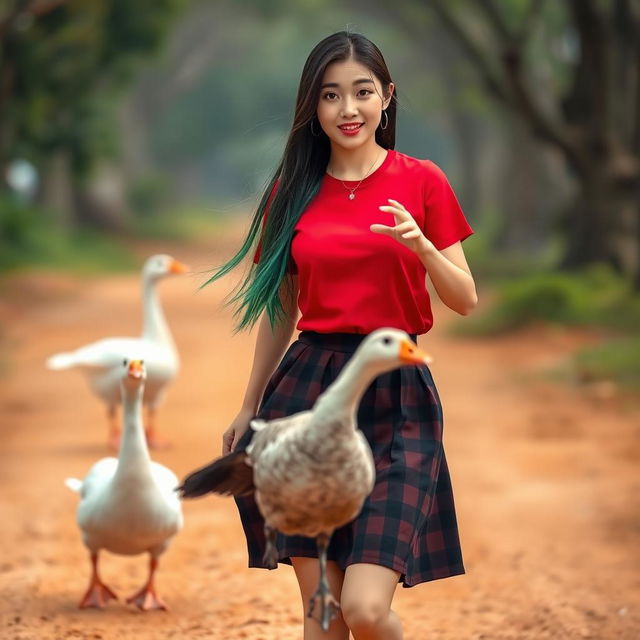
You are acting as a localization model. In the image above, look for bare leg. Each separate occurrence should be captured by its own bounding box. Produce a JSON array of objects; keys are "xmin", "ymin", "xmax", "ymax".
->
[
  {"xmin": 291, "ymin": 557, "xmax": 348, "ymax": 640},
  {"xmin": 145, "ymin": 406, "xmax": 170, "ymax": 449},
  {"xmin": 107, "ymin": 405, "xmax": 120, "ymax": 450},
  {"xmin": 126, "ymin": 555, "xmax": 167, "ymax": 611},
  {"xmin": 79, "ymin": 551, "xmax": 117, "ymax": 608},
  {"xmin": 341, "ymin": 563, "xmax": 403, "ymax": 640},
  {"xmin": 307, "ymin": 532, "xmax": 340, "ymax": 631},
  {"xmin": 262, "ymin": 524, "xmax": 278, "ymax": 568}
]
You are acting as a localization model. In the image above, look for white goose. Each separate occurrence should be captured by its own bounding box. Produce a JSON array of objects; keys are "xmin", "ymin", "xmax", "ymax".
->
[
  {"xmin": 178, "ymin": 328, "xmax": 431, "ymax": 631},
  {"xmin": 47, "ymin": 254, "xmax": 189, "ymax": 448},
  {"xmin": 66, "ymin": 359, "xmax": 183, "ymax": 610}
]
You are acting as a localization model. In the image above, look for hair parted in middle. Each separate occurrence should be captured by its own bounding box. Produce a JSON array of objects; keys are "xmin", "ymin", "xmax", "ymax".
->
[{"xmin": 203, "ymin": 30, "xmax": 398, "ymax": 331}]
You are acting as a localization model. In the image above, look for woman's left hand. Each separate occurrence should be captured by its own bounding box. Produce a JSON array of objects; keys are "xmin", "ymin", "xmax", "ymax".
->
[{"xmin": 370, "ymin": 199, "xmax": 435, "ymax": 257}]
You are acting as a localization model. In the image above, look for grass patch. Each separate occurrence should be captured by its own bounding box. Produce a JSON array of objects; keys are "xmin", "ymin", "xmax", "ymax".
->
[
  {"xmin": 0, "ymin": 198, "xmax": 135, "ymax": 275},
  {"xmin": 0, "ymin": 198, "xmax": 230, "ymax": 277},
  {"xmin": 452, "ymin": 264, "xmax": 640, "ymax": 391},
  {"xmin": 455, "ymin": 265, "xmax": 640, "ymax": 336},
  {"xmin": 130, "ymin": 202, "xmax": 226, "ymax": 242},
  {"xmin": 573, "ymin": 336, "xmax": 640, "ymax": 389}
]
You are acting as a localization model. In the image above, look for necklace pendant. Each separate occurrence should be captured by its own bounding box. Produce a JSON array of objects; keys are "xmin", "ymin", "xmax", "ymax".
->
[{"xmin": 348, "ymin": 193, "xmax": 355, "ymax": 200}]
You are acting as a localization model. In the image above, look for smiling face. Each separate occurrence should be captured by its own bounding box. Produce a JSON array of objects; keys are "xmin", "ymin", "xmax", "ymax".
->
[{"xmin": 316, "ymin": 57, "xmax": 394, "ymax": 153}]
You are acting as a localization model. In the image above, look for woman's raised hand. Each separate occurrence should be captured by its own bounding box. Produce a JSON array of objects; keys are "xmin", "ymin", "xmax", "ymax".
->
[
  {"xmin": 371, "ymin": 199, "xmax": 435, "ymax": 257},
  {"xmin": 222, "ymin": 407, "xmax": 255, "ymax": 455}
]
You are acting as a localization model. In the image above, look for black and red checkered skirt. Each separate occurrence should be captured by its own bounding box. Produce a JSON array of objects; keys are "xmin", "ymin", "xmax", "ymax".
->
[{"xmin": 234, "ymin": 331, "xmax": 465, "ymax": 587}]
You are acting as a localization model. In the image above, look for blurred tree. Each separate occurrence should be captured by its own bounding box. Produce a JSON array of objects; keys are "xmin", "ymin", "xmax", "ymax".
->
[
  {"xmin": 416, "ymin": 0, "xmax": 640, "ymax": 286},
  {"xmin": 0, "ymin": 0, "xmax": 187, "ymax": 228}
]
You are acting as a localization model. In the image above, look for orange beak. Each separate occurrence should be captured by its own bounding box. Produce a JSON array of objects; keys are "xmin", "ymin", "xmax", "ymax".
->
[
  {"xmin": 169, "ymin": 259, "xmax": 190, "ymax": 274},
  {"xmin": 399, "ymin": 339, "xmax": 433, "ymax": 365},
  {"xmin": 128, "ymin": 359, "xmax": 145, "ymax": 379}
]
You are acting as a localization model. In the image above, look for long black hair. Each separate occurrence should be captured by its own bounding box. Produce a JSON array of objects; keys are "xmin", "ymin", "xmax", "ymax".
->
[{"xmin": 205, "ymin": 31, "xmax": 397, "ymax": 331}]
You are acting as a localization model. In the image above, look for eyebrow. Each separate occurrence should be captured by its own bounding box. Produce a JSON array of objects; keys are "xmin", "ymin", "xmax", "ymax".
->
[{"xmin": 320, "ymin": 78, "xmax": 375, "ymax": 89}]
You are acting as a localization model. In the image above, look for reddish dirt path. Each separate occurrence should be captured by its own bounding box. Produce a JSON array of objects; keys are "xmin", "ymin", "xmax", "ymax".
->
[{"xmin": 0, "ymin": 230, "xmax": 638, "ymax": 639}]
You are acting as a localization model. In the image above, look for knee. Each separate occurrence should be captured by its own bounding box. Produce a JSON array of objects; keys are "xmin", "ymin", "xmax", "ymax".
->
[{"xmin": 341, "ymin": 597, "xmax": 388, "ymax": 633}]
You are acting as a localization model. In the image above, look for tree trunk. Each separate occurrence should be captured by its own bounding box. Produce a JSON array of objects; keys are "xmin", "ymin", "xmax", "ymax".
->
[
  {"xmin": 561, "ymin": 156, "xmax": 640, "ymax": 285},
  {"xmin": 37, "ymin": 151, "xmax": 74, "ymax": 228}
]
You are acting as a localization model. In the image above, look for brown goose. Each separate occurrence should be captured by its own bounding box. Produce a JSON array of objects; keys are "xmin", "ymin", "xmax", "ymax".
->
[{"xmin": 178, "ymin": 328, "xmax": 431, "ymax": 631}]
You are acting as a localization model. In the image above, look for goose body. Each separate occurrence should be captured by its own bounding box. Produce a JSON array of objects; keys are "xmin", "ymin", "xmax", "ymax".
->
[
  {"xmin": 73, "ymin": 455, "xmax": 181, "ymax": 556},
  {"xmin": 67, "ymin": 359, "xmax": 183, "ymax": 610},
  {"xmin": 179, "ymin": 328, "xmax": 431, "ymax": 629},
  {"xmin": 248, "ymin": 410, "xmax": 375, "ymax": 538},
  {"xmin": 52, "ymin": 338, "xmax": 175, "ymax": 409},
  {"xmin": 47, "ymin": 254, "xmax": 188, "ymax": 447}
]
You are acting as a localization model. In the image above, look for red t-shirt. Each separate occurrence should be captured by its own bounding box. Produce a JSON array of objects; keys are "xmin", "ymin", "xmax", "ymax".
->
[{"xmin": 256, "ymin": 149, "xmax": 473, "ymax": 335}]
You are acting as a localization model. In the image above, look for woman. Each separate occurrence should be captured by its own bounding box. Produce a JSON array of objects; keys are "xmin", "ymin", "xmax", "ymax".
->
[{"xmin": 210, "ymin": 30, "xmax": 477, "ymax": 640}]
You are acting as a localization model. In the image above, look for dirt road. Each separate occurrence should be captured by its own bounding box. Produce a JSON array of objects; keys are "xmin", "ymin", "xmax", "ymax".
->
[{"xmin": 0, "ymin": 232, "xmax": 638, "ymax": 639}]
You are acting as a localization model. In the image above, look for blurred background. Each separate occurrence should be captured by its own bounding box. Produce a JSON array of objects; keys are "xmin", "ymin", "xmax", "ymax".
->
[
  {"xmin": 1, "ymin": 3, "xmax": 639, "ymax": 638},
  {"xmin": 1, "ymin": 0, "xmax": 639, "ymax": 389}
]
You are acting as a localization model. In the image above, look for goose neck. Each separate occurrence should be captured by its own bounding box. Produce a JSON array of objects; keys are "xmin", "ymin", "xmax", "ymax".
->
[
  {"xmin": 141, "ymin": 277, "xmax": 174, "ymax": 346},
  {"xmin": 314, "ymin": 352, "xmax": 382, "ymax": 425},
  {"xmin": 114, "ymin": 387, "xmax": 153, "ymax": 481}
]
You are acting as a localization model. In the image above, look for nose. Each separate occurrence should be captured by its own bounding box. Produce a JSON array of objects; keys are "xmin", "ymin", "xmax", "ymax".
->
[{"xmin": 340, "ymin": 95, "xmax": 358, "ymax": 118}]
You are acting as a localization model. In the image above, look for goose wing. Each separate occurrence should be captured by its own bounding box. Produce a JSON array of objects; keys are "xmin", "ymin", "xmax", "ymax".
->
[
  {"xmin": 47, "ymin": 338, "xmax": 144, "ymax": 370},
  {"xmin": 247, "ymin": 410, "xmax": 313, "ymax": 462},
  {"xmin": 75, "ymin": 457, "xmax": 119, "ymax": 499}
]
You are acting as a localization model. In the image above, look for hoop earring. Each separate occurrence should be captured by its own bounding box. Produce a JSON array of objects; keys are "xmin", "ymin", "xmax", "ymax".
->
[
  {"xmin": 380, "ymin": 110, "xmax": 389, "ymax": 130},
  {"xmin": 310, "ymin": 118, "xmax": 321, "ymax": 137}
]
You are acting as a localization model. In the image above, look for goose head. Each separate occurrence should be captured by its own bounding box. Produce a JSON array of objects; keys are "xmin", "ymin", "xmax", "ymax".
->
[
  {"xmin": 142, "ymin": 254, "xmax": 190, "ymax": 283},
  {"xmin": 121, "ymin": 358, "xmax": 147, "ymax": 394},
  {"xmin": 357, "ymin": 328, "xmax": 432, "ymax": 375}
]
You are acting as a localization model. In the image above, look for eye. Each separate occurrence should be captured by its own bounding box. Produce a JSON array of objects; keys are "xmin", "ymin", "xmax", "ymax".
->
[
  {"xmin": 322, "ymin": 91, "xmax": 338, "ymax": 100},
  {"xmin": 123, "ymin": 358, "xmax": 128, "ymax": 366},
  {"xmin": 382, "ymin": 337, "xmax": 391, "ymax": 346},
  {"xmin": 358, "ymin": 89, "xmax": 373, "ymax": 97},
  {"xmin": 140, "ymin": 360, "xmax": 144, "ymax": 365}
]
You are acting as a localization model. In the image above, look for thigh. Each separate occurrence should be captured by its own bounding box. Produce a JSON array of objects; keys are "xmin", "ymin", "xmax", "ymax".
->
[
  {"xmin": 341, "ymin": 563, "xmax": 400, "ymax": 614},
  {"xmin": 291, "ymin": 558, "xmax": 348, "ymax": 640}
]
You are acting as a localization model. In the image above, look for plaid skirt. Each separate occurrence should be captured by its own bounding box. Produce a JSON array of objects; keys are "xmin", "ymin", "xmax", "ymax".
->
[{"xmin": 234, "ymin": 331, "xmax": 465, "ymax": 587}]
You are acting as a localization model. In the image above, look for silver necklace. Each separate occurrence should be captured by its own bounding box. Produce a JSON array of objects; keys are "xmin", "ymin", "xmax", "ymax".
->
[{"xmin": 328, "ymin": 150, "xmax": 382, "ymax": 200}]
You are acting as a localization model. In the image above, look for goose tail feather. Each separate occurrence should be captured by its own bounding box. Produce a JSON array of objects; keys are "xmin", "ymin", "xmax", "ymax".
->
[
  {"xmin": 64, "ymin": 477, "xmax": 83, "ymax": 493},
  {"xmin": 46, "ymin": 353, "xmax": 76, "ymax": 370},
  {"xmin": 176, "ymin": 450, "xmax": 254, "ymax": 498}
]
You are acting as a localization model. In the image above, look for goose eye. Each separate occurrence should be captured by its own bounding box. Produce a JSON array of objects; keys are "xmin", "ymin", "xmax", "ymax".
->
[
  {"xmin": 123, "ymin": 358, "xmax": 128, "ymax": 366},
  {"xmin": 382, "ymin": 337, "xmax": 391, "ymax": 345},
  {"xmin": 140, "ymin": 359, "xmax": 144, "ymax": 365}
]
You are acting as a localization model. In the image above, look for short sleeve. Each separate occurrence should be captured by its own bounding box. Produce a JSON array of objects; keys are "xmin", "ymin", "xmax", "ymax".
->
[
  {"xmin": 422, "ymin": 161, "xmax": 474, "ymax": 251},
  {"xmin": 252, "ymin": 180, "xmax": 297, "ymax": 274}
]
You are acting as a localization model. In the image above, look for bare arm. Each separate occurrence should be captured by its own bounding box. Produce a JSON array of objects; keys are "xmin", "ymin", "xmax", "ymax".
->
[
  {"xmin": 418, "ymin": 241, "xmax": 478, "ymax": 315},
  {"xmin": 223, "ymin": 274, "xmax": 300, "ymax": 453},
  {"xmin": 373, "ymin": 199, "xmax": 478, "ymax": 316}
]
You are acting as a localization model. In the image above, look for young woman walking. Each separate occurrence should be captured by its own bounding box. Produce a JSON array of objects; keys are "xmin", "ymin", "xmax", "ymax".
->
[{"xmin": 209, "ymin": 30, "xmax": 477, "ymax": 640}]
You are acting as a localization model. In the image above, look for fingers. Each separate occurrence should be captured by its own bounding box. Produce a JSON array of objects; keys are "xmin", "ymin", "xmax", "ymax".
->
[
  {"xmin": 379, "ymin": 199, "xmax": 411, "ymax": 221},
  {"xmin": 370, "ymin": 223, "xmax": 394, "ymax": 235},
  {"xmin": 374, "ymin": 199, "xmax": 422, "ymax": 242},
  {"xmin": 371, "ymin": 220, "xmax": 416, "ymax": 237},
  {"xmin": 222, "ymin": 431, "xmax": 233, "ymax": 455},
  {"xmin": 395, "ymin": 221, "xmax": 414, "ymax": 234}
]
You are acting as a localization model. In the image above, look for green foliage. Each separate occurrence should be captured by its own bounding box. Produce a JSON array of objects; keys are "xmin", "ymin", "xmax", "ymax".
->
[
  {"xmin": 130, "ymin": 202, "xmax": 224, "ymax": 242},
  {"xmin": 460, "ymin": 207, "xmax": 561, "ymax": 281},
  {"xmin": 573, "ymin": 337, "xmax": 640, "ymax": 389},
  {"xmin": 457, "ymin": 265, "xmax": 640, "ymax": 336},
  {"xmin": 2, "ymin": 0, "xmax": 188, "ymax": 175},
  {"xmin": 0, "ymin": 198, "xmax": 134, "ymax": 273},
  {"xmin": 127, "ymin": 172, "xmax": 173, "ymax": 218}
]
